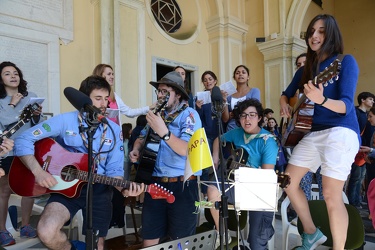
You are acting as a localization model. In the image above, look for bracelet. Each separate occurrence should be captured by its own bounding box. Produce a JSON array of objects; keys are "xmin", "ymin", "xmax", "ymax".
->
[
  {"xmin": 8, "ymin": 103, "xmax": 15, "ymax": 107},
  {"xmin": 318, "ymin": 96, "xmax": 328, "ymax": 106}
]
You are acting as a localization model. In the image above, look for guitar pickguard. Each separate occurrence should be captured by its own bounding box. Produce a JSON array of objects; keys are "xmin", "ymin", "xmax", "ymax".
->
[{"xmin": 49, "ymin": 176, "xmax": 79, "ymax": 191}]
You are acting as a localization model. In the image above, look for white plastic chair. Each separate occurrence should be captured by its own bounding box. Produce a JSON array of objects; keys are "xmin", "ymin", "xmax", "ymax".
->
[
  {"xmin": 5, "ymin": 194, "xmax": 44, "ymax": 250},
  {"xmin": 281, "ymin": 188, "xmax": 349, "ymax": 250}
]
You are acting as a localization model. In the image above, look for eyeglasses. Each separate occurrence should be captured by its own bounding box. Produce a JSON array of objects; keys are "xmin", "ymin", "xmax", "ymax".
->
[
  {"xmin": 239, "ymin": 112, "xmax": 258, "ymax": 119},
  {"xmin": 155, "ymin": 89, "xmax": 170, "ymax": 96}
]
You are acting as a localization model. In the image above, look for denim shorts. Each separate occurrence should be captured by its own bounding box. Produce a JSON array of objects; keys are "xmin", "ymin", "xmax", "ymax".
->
[
  {"xmin": 47, "ymin": 184, "xmax": 113, "ymax": 237},
  {"xmin": 141, "ymin": 179, "xmax": 199, "ymax": 240}
]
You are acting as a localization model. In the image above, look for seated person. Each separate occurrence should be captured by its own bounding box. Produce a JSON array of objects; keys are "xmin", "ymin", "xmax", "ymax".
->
[
  {"xmin": 207, "ymin": 98, "xmax": 279, "ymax": 249},
  {"xmin": 14, "ymin": 76, "xmax": 143, "ymax": 250}
]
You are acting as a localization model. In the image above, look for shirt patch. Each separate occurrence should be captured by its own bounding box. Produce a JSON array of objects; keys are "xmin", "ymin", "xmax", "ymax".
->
[
  {"xmin": 185, "ymin": 114, "xmax": 196, "ymax": 136},
  {"xmin": 65, "ymin": 130, "xmax": 77, "ymax": 136},
  {"xmin": 32, "ymin": 129, "xmax": 42, "ymax": 137},
  {"xmin": 42, "ymin": 123, "xmax": 51, "ymax": 132},
  {"xmin": 188, "ymin": 112, "xmax": 196, "ymax": 124},
  {"xmin": 104, "ymin": 138, "xmax": 112, "ymax": 145}
]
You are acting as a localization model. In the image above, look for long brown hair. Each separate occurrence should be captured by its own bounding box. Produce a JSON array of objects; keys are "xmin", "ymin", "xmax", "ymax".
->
[
  {"xmin": 299, "ymin": 14, "xmax": 344, "ymax": 90},
  {"xmin": 92, "ymin": 64, "xmax": 115, "ymax": 101}
]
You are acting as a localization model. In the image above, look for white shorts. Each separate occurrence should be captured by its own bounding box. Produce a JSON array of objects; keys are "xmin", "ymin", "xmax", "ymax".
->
[{"xmin": 288, "ymin": 127, "xmax": 359, "ymax": 181}]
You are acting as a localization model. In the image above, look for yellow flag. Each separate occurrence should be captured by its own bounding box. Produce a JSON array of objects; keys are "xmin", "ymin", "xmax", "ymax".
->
[{"xmin": 184, "ymin": 128, "xmax": 213, "ymax": 182}]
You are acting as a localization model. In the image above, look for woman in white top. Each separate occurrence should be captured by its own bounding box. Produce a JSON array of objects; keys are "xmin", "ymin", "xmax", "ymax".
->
[
  {"xmin": 92, "ymin": 64, "xmax": 154, "ymax": 124},
  {"xmin": 222, "ymin": 65, "xmax": 261, "ymax": 131}
]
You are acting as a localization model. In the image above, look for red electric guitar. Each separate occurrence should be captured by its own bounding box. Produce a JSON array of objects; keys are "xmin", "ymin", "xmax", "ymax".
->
[{"xmin": 9, "ymin": 138, "xmax": 175, "ymax": 203}]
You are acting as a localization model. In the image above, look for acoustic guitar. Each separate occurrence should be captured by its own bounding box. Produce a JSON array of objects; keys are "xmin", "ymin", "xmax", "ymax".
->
[
  {"xmin": 134, "ymin": 94, "xmax": 170, "ymax": 184},
  {"xmin": 0, "ymin": 103, "xmax": 40, "ymax": 145},
  {"xmin": 281, "ymin": 59, "xmax": 342, "ymax": 147},
  {"xmin": 9, "ymin": 138, "xmax": 175, "ymax": 203}
]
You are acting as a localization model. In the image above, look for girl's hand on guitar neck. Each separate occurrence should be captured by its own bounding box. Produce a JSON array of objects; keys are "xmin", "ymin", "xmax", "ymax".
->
[
  {"xmin": 304, "ymin": 80, "xmax": 325, "ymax": 105},
  {"xmin": 280, "ymin": 95, "xmax": 292, "ymax": 117}
]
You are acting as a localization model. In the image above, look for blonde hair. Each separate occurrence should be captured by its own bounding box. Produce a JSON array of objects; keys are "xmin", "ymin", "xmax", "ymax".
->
[{"xmin": 92, "ymin": 64, "xmax": 115, "ymax": 101}]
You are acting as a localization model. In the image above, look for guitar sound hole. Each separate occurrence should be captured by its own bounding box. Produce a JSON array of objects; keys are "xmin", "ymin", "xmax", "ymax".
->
[{"xmin": 61, "ymin": 166, "xmax": 77, "ymax": 181}]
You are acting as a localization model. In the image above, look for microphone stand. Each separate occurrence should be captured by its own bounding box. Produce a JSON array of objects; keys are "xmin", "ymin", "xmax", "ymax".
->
[
  {"xmin": 213, "ymin": 103, "xmax": 230, "ymax": 250},
  {"xmin": 79, "ymin": 121, "xmax": 100, "ymax": 250}
]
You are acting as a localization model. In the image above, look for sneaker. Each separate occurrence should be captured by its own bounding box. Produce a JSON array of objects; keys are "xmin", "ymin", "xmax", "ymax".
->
[
  {"xmin": 20, "ymin": 224, "xmax": 37, "ymax": 238},
  {"xmin": 215, "ymin": 232, "xmax": 232, "ymax": 249},
  {"xmin": 0, "ymin": 230, "xmax": 16, "ymax": 246},
  {"xmin": 296, "ymin": 228, "xmax": 327, "ymax": 250}
]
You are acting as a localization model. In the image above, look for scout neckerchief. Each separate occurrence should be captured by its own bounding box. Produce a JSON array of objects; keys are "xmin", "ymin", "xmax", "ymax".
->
[
  {"xmin": 243, "ymin": 133, "xmax": 276, "ymax": 144},
  {"xmin": 78, "ymin": 112, "xmax": 107, "ymax": 171},
  {"xmin": 161, "ymin": 102, "xmax": 188, "ymax": 127}
]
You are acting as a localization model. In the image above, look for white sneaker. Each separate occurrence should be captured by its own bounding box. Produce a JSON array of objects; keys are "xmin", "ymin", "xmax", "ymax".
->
[{"xmin": 215, "ymin": 232, "xmax": 232, "ymax": 249}]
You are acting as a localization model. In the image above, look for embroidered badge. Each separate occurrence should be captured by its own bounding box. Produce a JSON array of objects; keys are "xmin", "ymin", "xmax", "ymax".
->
[
  {"xmin": 32, "ymin": 129, "xmax": 42, "ymax": 136},
  {"xmin": 65, "ymin": 130, "xmax": 77, "ymax": 136},
  {"xmin": 185, "ymin": 114, "xmax": 195, "ymax": 135},
  {"xmin": 104, "ymin": 138, "xmax": 112, "ymax": 145},
  {"xmin": 42, "ymin": 123, "xmax": 51, "ymax": 132}
]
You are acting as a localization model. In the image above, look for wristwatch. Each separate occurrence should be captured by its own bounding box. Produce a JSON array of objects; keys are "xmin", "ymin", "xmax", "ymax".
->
[
  {"xmin": 162, "ymin": 130, "xmax": 171, "ymax": 141},
  {"xmin": 370, "ymin": 148, "xmax": 374, "ymax": 153}
]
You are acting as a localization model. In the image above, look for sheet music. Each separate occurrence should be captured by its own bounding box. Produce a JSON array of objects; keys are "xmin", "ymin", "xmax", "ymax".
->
[
  {"xmin": 26, "ymin": 97, "xmax": 45, "ymax": 106},
  {"xmin": 234, "ymin": 168, "xmax": 278, "ymax": 211},
  {"xmin": 220, "ymin": 81, "xmax": 237, "ymax": 96},
  {"xmin": 195, "ymin": 91, "xmax": 211, "ymax": 104}
]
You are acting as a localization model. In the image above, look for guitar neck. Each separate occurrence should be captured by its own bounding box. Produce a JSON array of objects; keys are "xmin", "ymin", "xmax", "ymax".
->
[
  {"xmin": 0, "ymin": 120, "xmax": 27, "ymax": 146},
  {"xmin": 4, "ymin": 120, "xmax": 27, "ymax": 139},
  {"xmin": 76, "ymin": 170, "xmax": 147, "ymax": 191}
]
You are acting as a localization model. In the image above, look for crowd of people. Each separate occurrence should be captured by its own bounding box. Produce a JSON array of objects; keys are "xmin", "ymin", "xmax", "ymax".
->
[{"xmin": 0, "ymin": 13, "xmax": 372, "ymax": 250}]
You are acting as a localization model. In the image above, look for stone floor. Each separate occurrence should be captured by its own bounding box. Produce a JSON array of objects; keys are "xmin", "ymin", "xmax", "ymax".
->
[{"xmin": 6, "ymin": 199, "xmax": 375, "ymax": 249}]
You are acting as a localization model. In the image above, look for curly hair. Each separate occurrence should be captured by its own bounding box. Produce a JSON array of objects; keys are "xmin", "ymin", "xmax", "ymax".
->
[
  {"xmin": 232, "ymin": 98, "xmax": 264, "ymax": 127},
  {"xmin": 0, "ymin": 61, "xmax": 29, "ymax": 99}
]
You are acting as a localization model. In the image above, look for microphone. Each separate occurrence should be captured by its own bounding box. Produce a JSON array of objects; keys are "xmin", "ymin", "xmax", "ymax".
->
[
  {"xmin": 64, "ymin": 87, "xmax": 108, "ymax": 124},
  {"xmin": 211, "ymin": 86, "xmax": 224, "ymax": 115}
]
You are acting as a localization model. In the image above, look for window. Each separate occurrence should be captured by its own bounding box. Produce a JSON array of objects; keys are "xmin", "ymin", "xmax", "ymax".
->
[{"xmin": 150, "ymin": 0, "xmax": 182, "ymax": 33}]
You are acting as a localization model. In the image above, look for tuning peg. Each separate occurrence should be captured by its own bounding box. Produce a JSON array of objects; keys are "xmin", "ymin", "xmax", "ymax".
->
[
  {"xmin": 335, "ymin": 75, "xmax": 339, "ymax": 81},
  {"xmin": 328, "ymin": 79, "xmax": 334, "ymax": 84},
  {"xmin": 323, "ymin": 82, "xmax": 328, "ymax": 87}
]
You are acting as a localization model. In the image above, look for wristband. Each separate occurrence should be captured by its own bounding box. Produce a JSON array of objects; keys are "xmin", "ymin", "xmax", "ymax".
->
[
  {"xmin": 8, "ymin": 103, "xmax": 15, "ymax": 107},
  {"xmin": 318, "ymin": 96, "xmax": 328, "ymax": 106}
]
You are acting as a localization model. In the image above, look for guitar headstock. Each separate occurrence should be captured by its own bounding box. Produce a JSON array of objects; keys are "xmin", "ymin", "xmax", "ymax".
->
[
  {"xmin": 147, "ymin": 183, "xmax": 175, "ymax": 203},
  {"xmin": 315, "ymin": 58, "xmax": 341, "ymax": 87},
  {"xmin": 153, "ymin": 93, "xmax": 170, "ymax": 113},
  {"xmin": 277, "ymin": 172, "xmax": 291, "ymax": 189},
  {"xmin": 19, "ymin": 103, "xmax": 40, "ymax": 121}
]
